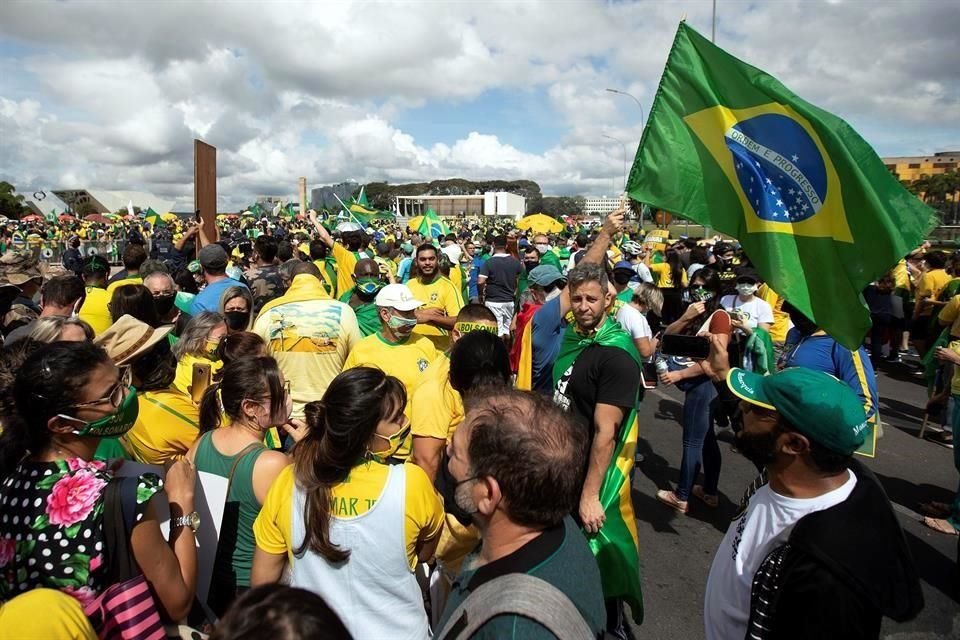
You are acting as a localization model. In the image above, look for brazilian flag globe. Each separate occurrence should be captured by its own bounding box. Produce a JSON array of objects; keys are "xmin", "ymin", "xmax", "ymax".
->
[{"xmin": 627, "ymin": 22, "xmax": 934, "ymax": 350}]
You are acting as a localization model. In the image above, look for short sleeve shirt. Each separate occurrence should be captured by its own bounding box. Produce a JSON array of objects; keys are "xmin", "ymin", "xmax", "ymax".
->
[
  {"xmin": 939, "ymin": 295, "xmax": 960, "ymax": 337},
  {"xmin": 553, "ymin": 344, "xmax": 640, "ymax": 438},
  {"xmin": 479, "ymin": 254, "xmax": 523, "ymax": 302}
]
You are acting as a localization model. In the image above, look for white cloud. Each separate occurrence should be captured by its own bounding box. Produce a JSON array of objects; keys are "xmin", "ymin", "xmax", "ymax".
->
[{"xmin": 0, "ymin": 0, "xmax": 957, "ymax": 207}]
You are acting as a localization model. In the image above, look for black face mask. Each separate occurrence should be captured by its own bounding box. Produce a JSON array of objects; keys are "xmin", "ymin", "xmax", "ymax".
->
[
  {"xmin": 153, "ymin": 294, "xmax": 176, "ymax": 317},
  {"xmin": 224, "ymin": 310, "xmax": 251, "ymax": 331},
  {"xmin": 613, "ymin": 271, "xmax": 633, "ymax": 286},
  {"xmin": 524, "ymin": 261, "xmax": 539, "ymax": 272}
]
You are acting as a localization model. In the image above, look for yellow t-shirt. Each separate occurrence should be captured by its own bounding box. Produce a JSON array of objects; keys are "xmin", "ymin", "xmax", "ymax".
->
[
  {"xmin": 172, "ymin": 353, "xmax": 223, "ymax": 399},
  {"xmin": 0, "ymin": 588, "xmax": 97, "ymax": 640},
  {"xmin": 333, "ymin": 243, "xmax": 359, "ymax": 300},
  {"xmin": 411, "ymin": 354, "xmax": 462, "ymax": 444},
  {"xmin": 105, "ymin": 276, "xmax": 144, "ymax": 301},
  {"xmin": 650, "ymin": 262, "xmax": 688, "ymax": 289},
  {"xmin": 916, "ymin": 268, "xmax": 951, "ymax": 315},
  {"xmin": 122, "ymin": 388, "xmax": 201, "ymax": 465},
  {"xmin": 406, "ymin": 276, "xmax": 463, "ymax": 351},
  {"xmin": 253, "ymin": 462, "xmax": 444, "ymax": 570},
  {"xmin": 892, "ymin": 259, "xmax": 911, "ymax": 293},
  {"xmin": 756, "ymin": 283, "xmax": 790, "ymax": 344},
  {"xmin": 938, "ymin": 295, "xmax": 960, "ymax": 337},
  {"xmin": 78, "ymin": 286, "xmax": 112, "ymax": 336}
]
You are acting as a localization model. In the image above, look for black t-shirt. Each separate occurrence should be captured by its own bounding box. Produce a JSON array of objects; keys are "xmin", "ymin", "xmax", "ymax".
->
[
  {"xmin": 480, "ymin": 254, "xmax": 523, "ymax": 302},
  {"xmin": 553, "ymin": 344, "xmax": 640, "ymax": 441}
]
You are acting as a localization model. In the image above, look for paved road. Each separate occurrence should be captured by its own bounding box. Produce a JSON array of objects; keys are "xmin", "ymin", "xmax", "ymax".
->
[{"xmin": 628, "ymin": 359, "xmax": 959, "ymax": 639}]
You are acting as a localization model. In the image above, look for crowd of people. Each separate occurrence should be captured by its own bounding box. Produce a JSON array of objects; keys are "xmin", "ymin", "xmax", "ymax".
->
[{"xmin": 0, "ymin": 202, "xmax": 947, "ymax": 639}]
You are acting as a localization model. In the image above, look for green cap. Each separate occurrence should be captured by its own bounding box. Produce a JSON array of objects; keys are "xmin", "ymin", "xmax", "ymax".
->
[{"xmin": 726, "ymin": 367, "xmax": 868, "ymax": 456}]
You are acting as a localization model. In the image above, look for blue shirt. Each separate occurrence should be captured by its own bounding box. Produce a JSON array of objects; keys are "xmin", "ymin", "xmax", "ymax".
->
[
  {"xmin": 467, "ymin": 255, "xmax": 485, "ymax": 299},
  {"xmin": 531, "ymin": 297, "xmax": 567, "ymax": 395},
  {"xmin": 190, "ymin": 277, "xmax": 247, "ymax": 315},
  {"xmin": 782, "ymin": 329, "xmax": 879, "ymax": 422},
  {"xmin": 397, "ymin": 257, "xmax": 412, "ymax": 284}
]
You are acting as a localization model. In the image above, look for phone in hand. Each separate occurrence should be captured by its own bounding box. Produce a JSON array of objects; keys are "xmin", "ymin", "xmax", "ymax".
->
[
  {"xmin": 660, "ymin": 334, "xmax": 711, "ymax": 360},
  {"xmin": 190, "ymin": 362, "xmax": 212, "ymax": 405}
]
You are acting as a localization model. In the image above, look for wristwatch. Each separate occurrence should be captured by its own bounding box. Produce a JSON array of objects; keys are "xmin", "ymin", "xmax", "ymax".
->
[{"xmin": 172, "ymin": 511, "xmax": 200, "ymax": 533}]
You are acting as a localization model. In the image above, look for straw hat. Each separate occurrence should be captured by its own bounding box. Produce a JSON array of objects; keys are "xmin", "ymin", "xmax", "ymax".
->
[{"xmin": 94, "ymin": 315, "xmax": 173, "ymax": 365}]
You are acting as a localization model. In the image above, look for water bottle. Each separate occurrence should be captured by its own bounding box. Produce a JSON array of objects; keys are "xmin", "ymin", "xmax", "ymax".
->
[{"xmin": 655, "ymin": 356, "xmax": 669, "ymax": 374}]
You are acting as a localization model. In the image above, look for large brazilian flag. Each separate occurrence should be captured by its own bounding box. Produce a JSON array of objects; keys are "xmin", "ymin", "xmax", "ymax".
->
[{"xmin": 627, "ymin": 22, "xmax": 934, "ymax": 350}]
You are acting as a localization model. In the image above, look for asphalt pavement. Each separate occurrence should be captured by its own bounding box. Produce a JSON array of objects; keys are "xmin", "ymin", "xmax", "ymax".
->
[{"xmin": 628, "ymin": 358, "xmax": 960, "ymax": 639}]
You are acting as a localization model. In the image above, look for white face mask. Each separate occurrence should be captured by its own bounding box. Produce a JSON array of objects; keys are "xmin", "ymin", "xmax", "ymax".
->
[
  {"xmin": 736, "ymin": 283, "xmax": 758, "ymax": 296},
  {"xmin": 535, "ymin": 243, "xmax": 551, "ymax": 255}
]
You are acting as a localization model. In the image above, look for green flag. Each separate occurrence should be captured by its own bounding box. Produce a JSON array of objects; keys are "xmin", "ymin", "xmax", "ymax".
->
[
  {"xmin": 416, "ymin": 209, "xmax": 451, "ymax": 240},
  {"xmin": 627, "ymin": 22, "xmax": 934, "ymax": 349},
  {"xmin": 143, "ymin": 207, "xmax": 165, "ymax": 228}
]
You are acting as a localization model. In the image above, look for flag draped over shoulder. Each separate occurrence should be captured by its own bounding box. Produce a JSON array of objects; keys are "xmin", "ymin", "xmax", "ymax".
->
[
  {"xmin": 627, "ymin": 22, "xmax": 934, "ymax": 349},
  {"xmin": 551, "ymin": 317, "xmax": 644, "ymax": 623}
]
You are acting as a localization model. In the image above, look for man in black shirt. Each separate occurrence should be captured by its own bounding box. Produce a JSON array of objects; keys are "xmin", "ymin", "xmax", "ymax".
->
[
  {"xmin": 551, "ymin": 262, "xmax": 642, "ymax": 639},
  {"xmin": 478, "ymin": 235, "xmax": 522, "ymax": 339}
]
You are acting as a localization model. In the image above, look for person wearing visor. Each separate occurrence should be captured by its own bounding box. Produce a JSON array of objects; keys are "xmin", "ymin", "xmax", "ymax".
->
[
  {"xmin": 703, "ymin": 362, "xmax": 923, "ymax": 640},
  {"xmin": 343, "ymin": 283, "xmax": 438, "ymax": 461},
  {"xmin": 252, "ymin": 367, "xmax": 443, "ymax": 640},
  {"xmin": 0, "ymin": 341, "xmax": 198, "ymax": 627},
  {"xmin": 339, "ymin": 258, "xmax": 390, "ymax": 337}
]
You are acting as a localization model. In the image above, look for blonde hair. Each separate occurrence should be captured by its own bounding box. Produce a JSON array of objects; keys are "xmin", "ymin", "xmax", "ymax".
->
[
  {"xmin": 632, "ymin": 282, "xmax": 664, "ymax": 316},
  {"xmin": 29, "ymin": 316, "xmax": 95, "ymax": 343}
]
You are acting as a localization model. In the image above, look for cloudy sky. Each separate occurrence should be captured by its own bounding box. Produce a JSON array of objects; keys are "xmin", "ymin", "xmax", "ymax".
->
[{"xmin": 1, "ymin": 0, "xmax": 958, "ymax": 209}]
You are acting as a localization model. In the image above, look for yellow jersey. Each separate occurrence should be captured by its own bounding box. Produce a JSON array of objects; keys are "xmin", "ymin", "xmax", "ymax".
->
[
  {"xmin": 650, "ymin": 262, "xmax": 688, "ymax": 289},
  {"xmin": 333, "ymin": 244, "xmax": 359, "ymax": 300},
  {"xmin": 406, "ymin": 276, "xmax": 463, "ymax": 351},
  {"xmin": 756, "ymin": 283, "xmax": 790, "ymax": 344},
  {"xmin": 172, "ymin": 353, "xmax": 223, "ymax": 399},
  {"xmin": 253, "ymin": 462, "xmax": 443, "ymax": 569},
  {"xmin": 411, "ymin": 354, "xmax": 462, "ymax": 444},
  {"xmin": 916, "ymin": 269, "xmax": 951, "ymax": 313},
  {"xmin": 938, "ymin": 295, "xmax": 960, "ymax": 338},
  {"xmin": 79, "ymin": 286, "xmax": 112, "ymax": 336},
  {"xmin": 105, "ymin": 276, "xmax": 144, "ymax": 301},
  {"xmin": 122, "ymin": 388, "xmax": 200, "ymax": 465}
]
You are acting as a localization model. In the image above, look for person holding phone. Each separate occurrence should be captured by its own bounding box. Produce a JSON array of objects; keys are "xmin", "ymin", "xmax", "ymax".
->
[{"xmin": 657, "ymin": 267, "xmax": 729, "ymax": 513}]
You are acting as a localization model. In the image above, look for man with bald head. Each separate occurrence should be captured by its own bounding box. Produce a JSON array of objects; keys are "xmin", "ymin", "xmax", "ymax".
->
[{"xmin": 339, "ymin": 258, "xmax": 389, "ymax": 337}]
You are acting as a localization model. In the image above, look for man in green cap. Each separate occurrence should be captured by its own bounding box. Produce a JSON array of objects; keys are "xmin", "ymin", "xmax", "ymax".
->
[{"xmin": 703, "ymin": 359, "xmax": 923, "ymax": 639}]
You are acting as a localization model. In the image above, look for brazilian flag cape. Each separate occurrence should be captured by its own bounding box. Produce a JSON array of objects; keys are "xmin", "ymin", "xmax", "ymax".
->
[{"xmin": 552, "ymin": 317, "xmax": 644, "ymax": 623}]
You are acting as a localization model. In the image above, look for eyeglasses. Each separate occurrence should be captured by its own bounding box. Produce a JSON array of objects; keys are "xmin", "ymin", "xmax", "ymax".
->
[{"xmin": 73, "ymin": 367, "xmax": 133, "ymax": 409}]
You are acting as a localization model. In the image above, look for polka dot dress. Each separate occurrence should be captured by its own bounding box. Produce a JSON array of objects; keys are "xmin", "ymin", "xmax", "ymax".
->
[{"xmin": 0, "ymin": 458, "xmax": 161, "ymax": 607}]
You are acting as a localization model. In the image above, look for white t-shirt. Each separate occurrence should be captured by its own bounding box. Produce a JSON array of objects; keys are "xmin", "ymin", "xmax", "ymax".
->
[
  {"xmin": 616, "ymin": 303, "xmax": 653, "ymax": 341},
  {"xmin": 631, "ymin": 262, "xmax": 654, "ymax": 284},
  {"xmin": 721, "ymin": 294, "xmax": 774, "ymax": 330},
  {"xmin": 703, "ymin": 470, "xmax": 858, "ymax": 640}
]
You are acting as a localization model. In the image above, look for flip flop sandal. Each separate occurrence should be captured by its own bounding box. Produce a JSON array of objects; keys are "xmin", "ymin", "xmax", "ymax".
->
[
  {"xmin": 922, "ymin": 516, "xmax": 959, "ymax": 536},
  {"xmin": 656, "ymin": 489, "xmax": 689, "ymax": 514}
]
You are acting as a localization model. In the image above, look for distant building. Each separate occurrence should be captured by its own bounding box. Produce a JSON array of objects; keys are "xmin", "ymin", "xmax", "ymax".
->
[
  {"xmin": 883, "ymin": 151, "xmax": 960, "ymax": 182},
  {"xmin": 395, "ymin": 192, "xmax": 525, "ymax": 218},
  {"xmin": 311, "ymin": 182, "xmax": 359, "ymax": 211},
  {"xmin": 45, "ymin": 189, "xmax": 174, "ymax": 215},
  {"xmin": 583, "ymin": 196, "xmax": 624, "ymax": 216}
]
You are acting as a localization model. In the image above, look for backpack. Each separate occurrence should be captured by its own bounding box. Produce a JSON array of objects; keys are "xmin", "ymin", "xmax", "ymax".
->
[{"xmin": 435, "ymin": 573, "xmax": 598, "ymax": 640}]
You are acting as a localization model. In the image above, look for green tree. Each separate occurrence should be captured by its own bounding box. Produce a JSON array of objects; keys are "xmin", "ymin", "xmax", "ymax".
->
[{"xmin": 0, "ymin": 182, "xmax": 27, "ymax": 219}]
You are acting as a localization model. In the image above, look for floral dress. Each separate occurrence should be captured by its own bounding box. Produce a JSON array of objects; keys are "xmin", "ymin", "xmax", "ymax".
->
[{"xmin": 0, "ymin": 457, "xmax": 162, "ymax": 607}]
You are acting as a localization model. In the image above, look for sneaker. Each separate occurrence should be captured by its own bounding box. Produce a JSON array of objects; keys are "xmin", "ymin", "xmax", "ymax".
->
[
  {"xmin": 656, "ymin": 489, "xmax": 688, "ymax": 513},
  {"xmin": 692, "ymin": 485, "xmax": 719, "ymax": 508}
]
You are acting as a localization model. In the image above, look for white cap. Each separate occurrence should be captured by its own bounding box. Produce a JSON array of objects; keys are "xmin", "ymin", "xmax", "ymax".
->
[
  {"xmin": 375, "ymin": 284, "xmax": 424, "ymax": 311},
  {"xmin": 441, "ymin": 243, "xmax": 462, "ymax": 263}
]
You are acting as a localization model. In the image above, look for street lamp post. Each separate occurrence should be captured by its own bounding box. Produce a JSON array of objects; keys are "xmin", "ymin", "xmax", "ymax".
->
[
  {"xmin": 605, "ymin": 88, "xmax": 644, "ymax": 132},
  {"xmin": 602, "ymin": 134, "xmax": 627, "ymax": 193}
]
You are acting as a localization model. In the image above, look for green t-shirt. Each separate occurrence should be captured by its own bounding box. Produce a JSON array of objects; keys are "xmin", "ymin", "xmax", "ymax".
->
[{"xmin": 437, "ymin": 517, "xmax": 606, "ymax": 639}]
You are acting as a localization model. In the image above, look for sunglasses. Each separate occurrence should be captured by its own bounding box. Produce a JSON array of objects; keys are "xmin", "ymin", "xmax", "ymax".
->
[{"xmin": 72, "ymin": 367, "xmax": 133, "ymax": 409}]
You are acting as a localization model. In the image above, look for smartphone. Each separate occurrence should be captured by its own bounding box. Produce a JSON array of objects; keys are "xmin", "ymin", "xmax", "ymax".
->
[
  {"xmin": 660, "ymin": 334, "xmax": 711, "ymax": 360},
  {"xmin": 640, "ymin": 362, "xmax": 659, "ymax": 389},
  {"xmin": 190, "ymin": 363, "xmax": 213, "ymax": 405},
  {"xmin": 194, "ymin": 209, "xmax": 202, "ymax": 223}
]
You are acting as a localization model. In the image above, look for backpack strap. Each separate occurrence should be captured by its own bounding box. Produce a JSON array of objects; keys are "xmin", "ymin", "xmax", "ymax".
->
[
  {"xmin": 103, "ymin": 475, "xmax": 142, "ymax": 584},
  {"xmin": 436, "ymin": 573, "xmax": 595, "ymax": 640}
]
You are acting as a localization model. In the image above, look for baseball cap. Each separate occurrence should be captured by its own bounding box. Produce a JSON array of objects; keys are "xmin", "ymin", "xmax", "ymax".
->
[
  {"xmin": 613, "ymin": 260, "xmax": 635, "ymax": 272},
  {"xmin": 735, "ymin": 269, "xmax": 760, "ymax": 284},
  {"xmin": 726, "ymin": 367, "xmax": 868, "ymax": 456},
  {"xmin": 375, "ymin": 284, "xmax": 424, "ymax": 311},
  {"xmin": 528, "ymin": 265, "xmax": 565, "ymax": 287},
  {"xmin": 198, "ymin": 244, "xmax": 228, "ymax": 271}
]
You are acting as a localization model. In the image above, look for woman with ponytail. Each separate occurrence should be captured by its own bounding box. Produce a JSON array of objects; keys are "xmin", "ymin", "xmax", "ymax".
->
[
  {"xmin": 251, "ymin": 366, "xmax": 444, "ymax": 640},
  {"xmin": 0, "ymin": 342, "xmax": 197, "ymax": 629},
  {"xmin": 187, "ymin": 356, "xmax": 301, "ymax": 615}
]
